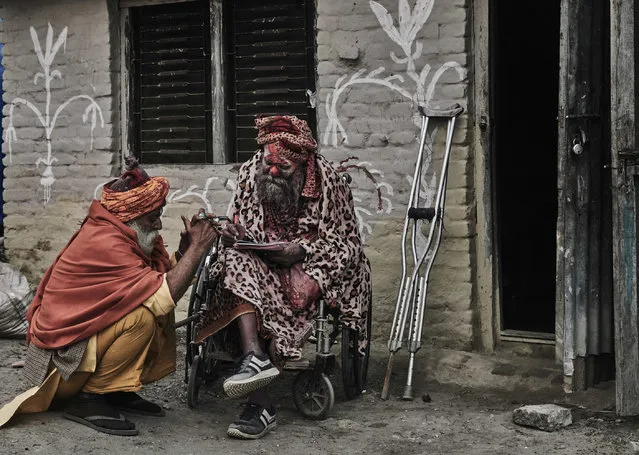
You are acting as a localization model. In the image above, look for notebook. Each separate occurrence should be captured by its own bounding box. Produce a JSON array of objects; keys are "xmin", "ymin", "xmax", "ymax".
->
[{"xmin": 232, "ymin": 240, "xmax": 288, "ymax": 251}]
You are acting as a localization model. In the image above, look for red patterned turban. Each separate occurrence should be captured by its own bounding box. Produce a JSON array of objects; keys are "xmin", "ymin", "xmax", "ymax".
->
[
  {"xmin": 100, "ymin": 156, "xmax": 169, "ymax": 223},
  {"xmin": 255, "ymin": 115, "xmax": 320, "ymax": 198}
]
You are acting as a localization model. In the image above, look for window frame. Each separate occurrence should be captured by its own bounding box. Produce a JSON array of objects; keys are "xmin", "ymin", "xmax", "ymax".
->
[
  {"xmin": 121, "ymin": 0, "xmax": 227, "ymax": 165},
  {"xmin": 120, "ymin": 0, "xmax": 317, "ymax": 165}
]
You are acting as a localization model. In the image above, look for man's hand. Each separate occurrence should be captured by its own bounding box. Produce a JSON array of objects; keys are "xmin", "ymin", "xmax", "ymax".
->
[
  {"xmin": 166, "ymin": 209, "xmax": 218, "ymax": 302},
  {"xmin": 263, "ymin": 243, "xmax": 306, "ymax": 268},
  {"xmin": 177, "ymin": 212, "xmax": 202, "ymax": 257},
  {"xmin": 221, "ymin": 223, "xmax": 246, "ymax": 248},
  {"xmin": 185, "ymin": 209, "xmax": 218, "ymax": 256},
  {"xmin": 178, "ymin": 210, "xmax": 219, "ymax": 258}
]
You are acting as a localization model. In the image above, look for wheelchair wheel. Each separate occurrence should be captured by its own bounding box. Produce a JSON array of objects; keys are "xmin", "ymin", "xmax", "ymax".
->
[
  {"xmin": 341, "ymin": 296, "xmax": 372, "ymax": 399},
  {"xmin": 186, "ymin": 257, "xmax": 208, "ymax": 370},
  {"xmin": 187, "ymin": 353, "xmax": 204, "ymax": 408},
  {"xmin": 292, "ymin": 370, "xmax": 335, "ymax": 420}
]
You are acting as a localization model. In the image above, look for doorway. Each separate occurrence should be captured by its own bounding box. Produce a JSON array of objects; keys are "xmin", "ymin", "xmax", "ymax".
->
[{"xmin": 491, "ymin": 1, "xmax": 561, "ymax": 335}]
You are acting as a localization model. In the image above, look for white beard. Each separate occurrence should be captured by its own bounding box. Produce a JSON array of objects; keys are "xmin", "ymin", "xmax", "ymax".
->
[
  {"xmin": 256, "ymin": 168, "xmax": 305, "ymax": 214},
  {"xmin": 126, "ymin": 220, "xmax": 159, "ymax": 256}
]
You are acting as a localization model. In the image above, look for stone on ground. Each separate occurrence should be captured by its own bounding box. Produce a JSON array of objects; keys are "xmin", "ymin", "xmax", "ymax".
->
[{"xmin": 512, "ymin": 404, "xmax": 572, "ymax": 432}]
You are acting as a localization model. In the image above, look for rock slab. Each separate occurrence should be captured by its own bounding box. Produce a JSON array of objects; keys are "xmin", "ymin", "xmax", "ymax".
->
[{"xmin": 512, "ymin": 404, "xmax": 572, "ymax": 432}]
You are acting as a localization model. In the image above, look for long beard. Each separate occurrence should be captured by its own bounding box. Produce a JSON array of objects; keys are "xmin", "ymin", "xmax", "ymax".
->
[
  {"xmin": 126, "ymin": 220, "xmax": 160, "ymax": 256},
  {"xmin": 256, "ymin": 170, "xmax": 305, "ymax": 214}
]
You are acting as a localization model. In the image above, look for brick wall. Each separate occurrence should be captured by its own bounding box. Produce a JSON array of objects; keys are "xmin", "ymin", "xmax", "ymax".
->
[
  {"xmin": 1, "ymin": 0, "xmax": 474, "ymax": 350},
  {"xmin": 1, "ymin": 0, "xmax": 116, "ymax": 282},
  {"xmin": 314, "ymin": 0, "xmax": 473, "ymax": 349}
]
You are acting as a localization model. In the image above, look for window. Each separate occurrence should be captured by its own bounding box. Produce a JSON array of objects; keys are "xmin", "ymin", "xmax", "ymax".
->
[
  {"xmin": 224, "ymin": 0, "xmax": 317, "ymax": 162},
  {"xmin": 129, "ymin": 0, "xmax": 212, "ymax": 164},
  {"xmin": 123, "ymin": 0, "xmax": 317, "ymax": 165}
]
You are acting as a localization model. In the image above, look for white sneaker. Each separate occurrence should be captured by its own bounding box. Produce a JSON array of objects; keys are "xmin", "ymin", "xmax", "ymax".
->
[{"xmin": 223, "ymin": 352, "xmax": 280, "ymax": 399}]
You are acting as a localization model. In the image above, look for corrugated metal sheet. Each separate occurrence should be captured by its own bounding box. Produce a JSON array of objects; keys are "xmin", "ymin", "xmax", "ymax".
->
[{"xmin": 558, "ymin": 0, "xmax": 614, "ymax": 391}]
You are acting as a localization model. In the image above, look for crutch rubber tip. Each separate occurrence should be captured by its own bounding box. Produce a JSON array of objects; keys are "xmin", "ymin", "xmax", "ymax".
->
[{"xmin": 402, "ymin": 386, "xmax": 414, "ymax": 401}]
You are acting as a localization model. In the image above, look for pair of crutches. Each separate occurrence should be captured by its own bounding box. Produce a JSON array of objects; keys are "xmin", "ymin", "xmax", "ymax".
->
[{"xmin": 381, "ymin": 103, "xmax": 464, "ymax": 401}]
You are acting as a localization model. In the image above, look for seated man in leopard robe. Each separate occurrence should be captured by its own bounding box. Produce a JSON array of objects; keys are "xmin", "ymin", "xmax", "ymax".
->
[{"xmin": 196, "ymin": 115, "xmax": 372, "ymax": 440}]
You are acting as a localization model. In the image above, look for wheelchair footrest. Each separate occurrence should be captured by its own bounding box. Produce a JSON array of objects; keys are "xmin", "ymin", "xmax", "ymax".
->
[
  {"xmin": 283, "ymin": 353, "xmax": 336, "ymax": 374},
  {"xmin": 283, "ymin": 359, "xmax": 312, "ymax": 370}
]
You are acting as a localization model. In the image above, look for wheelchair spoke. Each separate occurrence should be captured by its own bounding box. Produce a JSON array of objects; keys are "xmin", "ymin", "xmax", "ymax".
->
[
  {"xmin": 311, "ymin": 394, "xmax": 325, "ymax": 410},
  {"xmin": 293, "ymin": 371, "xmax": 335, "ymax": 420}
]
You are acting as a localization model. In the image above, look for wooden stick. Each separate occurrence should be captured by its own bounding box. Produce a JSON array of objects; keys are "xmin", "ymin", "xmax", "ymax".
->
[{"xmin": 380, "ymin": 353, "xmax": 395, "ymax": 400}]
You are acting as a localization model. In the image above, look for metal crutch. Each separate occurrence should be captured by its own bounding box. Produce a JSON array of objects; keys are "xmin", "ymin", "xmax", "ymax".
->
[{"xmin": 381, "ymin": 103, "xmax": 464, "ymax": 401}]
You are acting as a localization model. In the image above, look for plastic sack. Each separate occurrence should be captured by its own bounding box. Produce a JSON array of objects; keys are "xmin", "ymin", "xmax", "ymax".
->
[{"xmin": 0, "ymin": 262, "xmax": 32, "ymax": 338}]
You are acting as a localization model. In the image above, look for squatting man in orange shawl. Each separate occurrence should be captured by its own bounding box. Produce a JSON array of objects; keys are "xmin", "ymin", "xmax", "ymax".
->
[
  {"xmin": 0, "ymin": 158, "xmax": 218, "ymax": 436},
  {"xmin": 198, "ymin": 115, "xmax": 372, "ymax": 439}
]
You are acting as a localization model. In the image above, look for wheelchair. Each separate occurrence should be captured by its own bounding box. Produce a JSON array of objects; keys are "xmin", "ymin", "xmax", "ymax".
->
[{"xmin": 180, "ymin": 238, "xmax": 372, "ymax": 420}]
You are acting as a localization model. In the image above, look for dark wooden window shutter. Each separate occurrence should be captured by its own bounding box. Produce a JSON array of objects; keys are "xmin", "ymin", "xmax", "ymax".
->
[
  {"xmin": 225, "ymin": 0, "xmax": 317, "ymax": 163},
  {"xmin": 130, "ymin": 0, "xmax": 213, "ymax": 164}
]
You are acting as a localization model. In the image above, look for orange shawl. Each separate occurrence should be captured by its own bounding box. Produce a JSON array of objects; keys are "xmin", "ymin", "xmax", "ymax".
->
[{"xmin": 26, "ymin": 200, "xmax": 171, "ymax": 349}]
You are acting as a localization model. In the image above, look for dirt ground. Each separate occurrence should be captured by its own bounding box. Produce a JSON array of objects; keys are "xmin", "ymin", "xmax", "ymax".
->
[{"xmin": 1, "ymin": 330, "xmax": 637, "ymax": 455}]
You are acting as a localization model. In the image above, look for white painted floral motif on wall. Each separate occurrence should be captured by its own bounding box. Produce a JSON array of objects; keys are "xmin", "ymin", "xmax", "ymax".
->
[
  {"xmin": 324, "ymin": 0, "xmax": 464, "ymax": 146},
  {"xmin": 324, "ymin": 0, "xmax": 465, "ymax": 239},
  {"xmin": 98, "ymin": 1, "xmax": 463, "ymax": 247},
  {"xmin": 4, "ymin": 23, "xmax": 105, "ymax": 205}
]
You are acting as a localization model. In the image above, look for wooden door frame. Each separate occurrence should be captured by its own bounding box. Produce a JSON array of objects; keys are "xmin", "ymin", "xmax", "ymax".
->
[
  {"xmin": 472, "ymin": 0, "xmax": 497, "ymax": 352},
  {"xmin": 554, "ymin": 0, "xmax": 569, "ymax": 373},
  {"xmin": 472, "ymin": 0, "xmax": 561, "ymax": 352},
  {"xmin": 610, "ymin": 0, "xmax": 639, "ymax": 416}
]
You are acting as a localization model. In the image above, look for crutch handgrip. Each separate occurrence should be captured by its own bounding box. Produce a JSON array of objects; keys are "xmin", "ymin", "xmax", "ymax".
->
[{"xmin": 408, "ymin": 207, "xmax": 436, "ymax": 221}]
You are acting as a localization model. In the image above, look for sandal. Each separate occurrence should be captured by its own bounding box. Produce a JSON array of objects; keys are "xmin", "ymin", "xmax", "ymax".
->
[
  {"xmin": 105, "ymin": 391, "xmax": 165, "ymax": 417},
  {"xmin": 63, "ymin": 392, "xmax": 138, "ymax": 436}
]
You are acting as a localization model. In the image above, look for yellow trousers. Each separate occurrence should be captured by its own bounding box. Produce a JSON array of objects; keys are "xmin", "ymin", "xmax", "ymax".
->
[{"xmin": 0, "ymin": 306, "xmax": 176, "ymax": 427}]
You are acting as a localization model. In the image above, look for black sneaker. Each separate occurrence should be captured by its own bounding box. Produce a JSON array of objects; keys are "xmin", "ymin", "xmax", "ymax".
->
[
  {"xmin": 227, "ymin": 403, "xmax": 277, "ymax": 440},
  {"xmin": 223, "ymin": 351, "xmax": 280, "ymax": 399}
]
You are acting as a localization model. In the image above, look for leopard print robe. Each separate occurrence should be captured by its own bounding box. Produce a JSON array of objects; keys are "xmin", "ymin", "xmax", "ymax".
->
[{"xmin": 205, "ymin": 150, "xmax": 371, "ymax": 361}]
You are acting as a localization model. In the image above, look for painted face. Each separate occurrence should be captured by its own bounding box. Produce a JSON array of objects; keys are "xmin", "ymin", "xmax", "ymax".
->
[
  {"xmin": 261, "ymin": 144, "xmax": 298, "ymax": 179},
  {"xmin": 257, "ymin": 145, "xmax": 306, "ymax": 211}
]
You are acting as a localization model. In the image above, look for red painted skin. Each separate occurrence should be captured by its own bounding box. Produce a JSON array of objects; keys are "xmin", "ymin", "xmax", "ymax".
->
[{"xmin": 262, "ymin": 143, "xmax": 298, "ymax": 179}]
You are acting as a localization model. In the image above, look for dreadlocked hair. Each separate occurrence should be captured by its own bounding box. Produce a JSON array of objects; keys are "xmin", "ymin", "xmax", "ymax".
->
[{"xmin": 109, "ymin": 156, "xmax": 151, "ymax": 192}]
